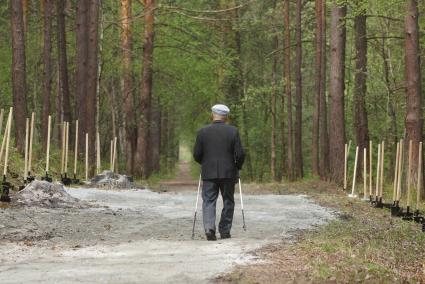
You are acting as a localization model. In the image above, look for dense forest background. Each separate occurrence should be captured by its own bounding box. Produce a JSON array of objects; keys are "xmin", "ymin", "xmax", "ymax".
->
[{"xmin": 0, "ymin": 0, "xmax": 424, "ymax": 192}]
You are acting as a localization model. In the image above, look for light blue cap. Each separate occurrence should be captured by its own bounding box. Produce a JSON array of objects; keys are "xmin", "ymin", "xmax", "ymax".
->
[{"xmin": 211, "ymin": 104, "xmax": 230, "ymax": 116}]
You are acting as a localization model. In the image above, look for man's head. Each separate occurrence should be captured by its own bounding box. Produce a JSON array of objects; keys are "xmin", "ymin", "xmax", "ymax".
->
[{"xmin": 211, "ymin": 104, "xmax": 230, "ymax": 122}]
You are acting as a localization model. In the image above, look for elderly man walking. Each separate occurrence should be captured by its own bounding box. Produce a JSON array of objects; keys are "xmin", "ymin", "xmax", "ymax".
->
[{"xmin": 193, "ymin": 104, "xmax": 245, "ymax": 241}]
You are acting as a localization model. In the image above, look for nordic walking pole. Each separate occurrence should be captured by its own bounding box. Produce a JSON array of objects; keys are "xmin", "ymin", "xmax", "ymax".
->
[
  {"xmin": 239, "ymin": 177, "xmax": 247, "ymax": 230},
  {"xmin": 191, "ymin": 174, "xmax": 202, "ymax": 240},
  {"xmin": 349, "ymin": 146, "xmax": 359, "ymax": 198}
]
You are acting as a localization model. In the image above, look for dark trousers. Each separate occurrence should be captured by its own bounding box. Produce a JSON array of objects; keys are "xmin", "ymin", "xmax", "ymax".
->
[{"xmin": 202, "ymin": 179, "xmax": 235, "ymax": 234}]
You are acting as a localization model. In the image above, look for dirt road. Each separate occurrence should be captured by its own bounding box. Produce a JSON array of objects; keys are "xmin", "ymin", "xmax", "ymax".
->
[{"xmin": 0, "ymin": 186, "xmax": 334, "ymax": 283}]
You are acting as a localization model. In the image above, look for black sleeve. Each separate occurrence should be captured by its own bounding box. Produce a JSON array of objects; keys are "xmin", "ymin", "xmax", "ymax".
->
[
  {"xmin": 193, "ymin": 129, "xmax": 203, "ymax": 164},
  {"xmin": 234, "ymin": 129, "xmax": 245, "ymax": 170}
]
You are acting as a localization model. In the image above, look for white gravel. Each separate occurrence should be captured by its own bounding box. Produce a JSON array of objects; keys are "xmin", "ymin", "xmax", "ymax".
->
[{"xmin": 0, "ymin": 187, "xmax": 335, "ymax": 283}]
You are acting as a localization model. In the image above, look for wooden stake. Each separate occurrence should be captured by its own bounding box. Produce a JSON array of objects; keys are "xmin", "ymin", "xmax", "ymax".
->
[
  {"xmin": 344, "ymin": 143, "xmax": 348, "ymax": 190},
  {"xmin": 85, "ymin": 133, "xmax": 89, "ymax": 181},
  {"xmin": 407, "ymin": 140, "xmax": 413, "ymax": 207},
  {"xmin": 96, "ymin": 132, "xmax": 100, "ymax": 174},
  {"xmin": 45, "ymin": 115, "xmax": 51, "ymax": 174},
  {"xmin": 113, "ymin": 136, "xmax": 117, "ymax": 172},
  {"xmin": 64, "ymin": 122, "xmax": 69, "ymax": 174},
  {"xmin": 396, "ymin": 139, "xmax": 404, "ymax": 201},
  {"xmin": 379, "ymin": 141, "xmax": 385, "ymax": 198},
  {"xmin": 0, "ymin": 108, "xmax": 4, "ymax": 136},
  {"xmin": 416, "ymin": 141, "xmax": 422, "ymax": 210},
  {"xmin": 61, "ymin": 121, "xmax": 66, "ymax": 174},
  {"xmin": 350, "ymin": 146, "xmax": 359, "ymax": 197},
  {"xmin": 28, "ymin": 112, "xmax": 35, "ymax": 174},
  {"xmin": 3, "ymin": 108, "xmax": 13, "ymax": 176},
  {"xmin": 375, "ymin": 143, "xmax": 381, "ymax": 198},
  {"xmin": 0, "ymin": 112, "xmax": 11, "ymax": 165},
  {"xmin": 110, "ymin": 140, "xmax": 113, "ymax": 171},
  {"xmin": 24, "ymin": 118, "xmax": 29, "ymax": 180},
  {"xmin": 363, "ymin": 148, "xmax": 367, "ymax": 198},
  {"xmin": 74, "ymin": 120, "xmax": 79, "ymax": 176},
  {"xmin": 369, "ymin": 141, "xmax": 373, "ymax": 196},
  {"xmin": 393, "ymin": 142, "xmax": 400, "ymax": 202}
]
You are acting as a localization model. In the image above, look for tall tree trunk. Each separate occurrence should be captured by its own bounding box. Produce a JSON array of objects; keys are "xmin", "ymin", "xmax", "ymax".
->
[
  {"xmin": 353, "ymin": 3, "xmax": 369, "ymax": 180},
  {"xmin": 76, "ymin": 0, "xmax": 99, "ymax": 175},
  {"xmin": 319, "ymin": 0, "xmax": 329, "ymax": 180},
  {"xmin": 284, "ymin": 0, "xmax": 294, "ymax": 181},
  {"xmin": 312, "ymin": 0, "xmax": 322, "ymax": 176},
  {"xmin": 10, "ymin": 0, "xmax": 28, "ymax": 153},
  {"xmin": 328, "ymin": 2, "xmax": 347, "ymax": 184},
  {"xmin": 22, "ymin": 0, "xmax": 28, "ymax": 34},
  {"xmin": 135, "ymin": 0, "xmax": 155, "ymax": 178},
  {"xmin": 57, "ymin": 0, "xmax": 72, "ymax": 125},
  {"xmin": 404, "ymin": 0, "xmax": 422, "ymax": 189},
  {"xmin": 86, "ymin": 0, "xmax": 100, "ymax": 174},
  {"xmin": 294, "ymin": 0, "xmax": 303, "ymax": 179},
  {"xmin": 149, "ymin": 96, "xmax": 161, "ymax": 174},
  {"xmin": 271, "ymin": 2, "xmax": 278, "ymax": 181},
  {"xmin": 76, "ymin": 0, "xmax": 89, "ymax": 153},
  {"xmin": 41, "ymin": 0, "xmax": 52, "ymax": 151},
  {"xmin": 120, "ymin": 0, "xmax": 135, "ymax": 175}
]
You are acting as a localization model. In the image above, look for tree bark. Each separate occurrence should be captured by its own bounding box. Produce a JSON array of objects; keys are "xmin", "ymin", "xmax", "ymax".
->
[
  {"xmin": 294, "ymin": 0, "xmax": 303, "ymax": 179},
  {"xmin": 353, "ymin": 4, "xmax": 369, "ymax": 180},
  {"xmin": 284, "ymin": 0, "xmax": 294, "ymax": 181},
  {"xmin": 76, "ymin": 0, "xmax": 89, "ymax": 153},
  {"xmin": 10, "ymin": 0, "xmax": 28, "ymax": 153},
  {"xmin": 319, "ymin": 0, "xmax": 329, "ymax": 180},
  {"xmin": 41, "ymin": 0, "xmax": 53, "ymax": 151},
  {"xmin": 271, "ymin": 0, "xmax": 278, "ymax": 182},
  {"xmin": 120, "ymin": 0, "xmax": 136, "ymax": 175},
  {"xmin": 135, "ymin": 0, "xmax": 155, "ymax": 178},
  {"xmin": 312, "ymin": 0, "xmax": 322, "ymax": 176},
  {"xmin": 57, "ymin": 0, "xmax": 72, "ymax": 126},
  {"xmin": 76, "ymin": 0, "xmax": 99, "ymax": 175},
  {"xmin": 404, "ymin": 0, "xmax": 422, "ymax": 189},
  {"xmin": 328, "ymin": 2, "xmax": 347, "ymax": 184},
  {"xmin": 149, "ymin": 96, "xmax": 161, "ymax": 174}
]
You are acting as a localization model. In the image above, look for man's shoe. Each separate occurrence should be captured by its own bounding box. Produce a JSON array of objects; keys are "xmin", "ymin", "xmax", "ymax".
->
[
  {"xmin": 205, "ymin": 230, "xmax": 217, "ymax": 241},
  {"xmin": 220, "ymin": 233, "xmax": 231, "ymax": 239}
]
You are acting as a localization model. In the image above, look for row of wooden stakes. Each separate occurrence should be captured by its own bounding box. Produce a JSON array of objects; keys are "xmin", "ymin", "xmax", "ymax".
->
[
  {"xmin": 344, "ymin": 139, "xmax": 425, "ymax": 230},
  {"xmin": 0, "ymin": 108, "xmax": 119, "ymax": 199}
]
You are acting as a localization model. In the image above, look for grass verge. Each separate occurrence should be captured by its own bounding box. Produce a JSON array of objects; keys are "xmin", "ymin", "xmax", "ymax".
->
[{"xmin": 216, "ymin": 180, "xmax": 425, "ymax": 283}]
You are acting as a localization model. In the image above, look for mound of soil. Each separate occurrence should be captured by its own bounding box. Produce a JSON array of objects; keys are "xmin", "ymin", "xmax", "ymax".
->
[
  {"xmin": 16, "ymin": 181, "xmax": 87, "ymax": 208},
  {"xmin": 90, "ymin": 170, "xmax": 134, "ymax": 189}
]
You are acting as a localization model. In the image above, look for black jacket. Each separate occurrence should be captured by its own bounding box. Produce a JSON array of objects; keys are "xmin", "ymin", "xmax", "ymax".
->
[{"xmin": 193, "ymin": 121, "xmax": 245, "ymax": 180}]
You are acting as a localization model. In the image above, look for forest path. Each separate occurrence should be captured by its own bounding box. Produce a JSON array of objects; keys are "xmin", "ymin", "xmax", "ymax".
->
[{"xmin": 0, "ymin": 187, "xmax": 334, "ymax": 283}]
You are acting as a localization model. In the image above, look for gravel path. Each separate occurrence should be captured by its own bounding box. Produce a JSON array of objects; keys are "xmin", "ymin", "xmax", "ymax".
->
[{"xmin": 0, "ymin": 187, "xmax": 335, "ymax": 283}]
